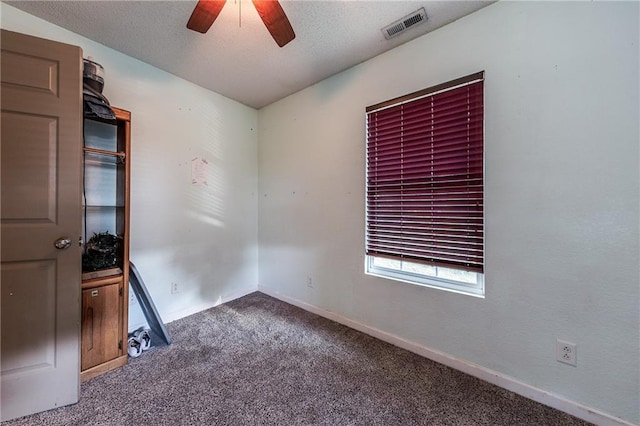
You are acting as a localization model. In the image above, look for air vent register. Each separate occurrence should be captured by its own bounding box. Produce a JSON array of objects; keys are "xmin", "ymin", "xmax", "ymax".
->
[{"xmin": 382, "ymin": 7, "xmax": 428, "ymax": 40}]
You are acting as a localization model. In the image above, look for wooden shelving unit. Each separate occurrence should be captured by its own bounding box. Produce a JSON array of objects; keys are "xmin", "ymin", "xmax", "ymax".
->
[{"xmin": 80, "ymin": 107, "xmax": 131, "ymax": 382}]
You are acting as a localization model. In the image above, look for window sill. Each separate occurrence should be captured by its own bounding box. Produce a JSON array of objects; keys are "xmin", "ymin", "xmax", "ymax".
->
[{"xmin": 366, "ymin": 261, "xmax": 485, "ymax": 298}]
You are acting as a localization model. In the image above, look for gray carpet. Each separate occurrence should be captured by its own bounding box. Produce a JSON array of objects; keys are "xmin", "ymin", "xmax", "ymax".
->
[{"xmin": 5, "ymin": 292, "xmax": 590, "ymax": 425}]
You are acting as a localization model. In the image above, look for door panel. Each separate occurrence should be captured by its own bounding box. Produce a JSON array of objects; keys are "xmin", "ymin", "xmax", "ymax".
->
[
  {"xmin": 1, "ymin": 260, "xmax": 56, "ymax": 373},
  {"xmin": 1, "ymin": 111, "xmax": 58, "ymax": 221},
  {"xmin": 0, "ymin": 50, "xmax": 58, "ymax": 96},
  {"xmin": 0, "ymin": 29, "xmax": 82, "ymax": 422}
]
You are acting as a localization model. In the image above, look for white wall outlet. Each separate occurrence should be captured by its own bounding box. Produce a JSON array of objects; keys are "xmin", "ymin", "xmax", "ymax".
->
[
  {"xmin": 129, "ymin": 291, "xmax": 137, "ymax": 305},
  {"xmin": 171, "ymin": 282, "xmax": 180, "ymax": 294},
  {"xmin": 556, "ymin": 339, "xmax": 577, "ymax": 366},
  {"xmin": 306, "ymin": 276, "xmax": 313, "ymax": 288}
]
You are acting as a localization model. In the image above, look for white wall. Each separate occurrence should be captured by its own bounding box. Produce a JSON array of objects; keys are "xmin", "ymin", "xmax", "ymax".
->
[
  {"xmin": 258, "ymin": 2, "xmax": 639, "ymax": 424},
  {"xmin": 1, "ymin": 4, "xmax": 259, "ymax": 328},
  {"xmin": 3, "ymin": 1, "xmax": 639, "ymax": 423}
]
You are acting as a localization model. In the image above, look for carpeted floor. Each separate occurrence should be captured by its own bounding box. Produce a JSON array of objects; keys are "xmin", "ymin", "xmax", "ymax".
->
[{"xmin": 5, "ymin": 292, "xmax": 591, "ymax": 425}]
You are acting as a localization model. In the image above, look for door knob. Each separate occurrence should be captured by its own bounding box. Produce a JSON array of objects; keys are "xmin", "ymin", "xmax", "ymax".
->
[{"xmin": 54, "ymin": 237, "xmax": 72, "ymax": 250}]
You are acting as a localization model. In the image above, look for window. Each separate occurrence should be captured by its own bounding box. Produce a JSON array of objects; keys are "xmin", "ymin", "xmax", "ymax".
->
[{"xmin": 365, "ymin": 72, "xmax": 484, "ymax": 296}]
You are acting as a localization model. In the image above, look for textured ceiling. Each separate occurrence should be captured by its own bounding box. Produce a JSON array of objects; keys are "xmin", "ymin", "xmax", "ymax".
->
[{"xmin": 7, "ymin": 1, "xmax": 493, "ymax": 109}]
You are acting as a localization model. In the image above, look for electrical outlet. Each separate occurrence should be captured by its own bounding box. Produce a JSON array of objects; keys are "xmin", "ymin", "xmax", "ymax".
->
[
  {"xmin": 129, "ymin": 292, "xmax": 137, "ymax": 305},
  {"xmin": 171, "ymin": 282, "xmax": 180, "ymax": 294},
  {"xmin": 556, "ymin": 339, "xmax": 577, "ymax": 366},
  {"xmin": 306, "ymin": 276, "xmax": 313, "ymax": 288}
]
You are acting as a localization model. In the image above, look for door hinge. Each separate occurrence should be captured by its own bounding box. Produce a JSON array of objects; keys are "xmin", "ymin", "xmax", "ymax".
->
[{"xmin": 118, "ymin": 340, "xmax": 122, "ymax": 350}]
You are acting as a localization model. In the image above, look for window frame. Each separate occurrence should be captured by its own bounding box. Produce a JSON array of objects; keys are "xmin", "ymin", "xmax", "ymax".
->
[
  {"xmin": 364, "ymin": 72, "xmax": 485, "ymax": 296},
  {"xmin": 366, "ymin": 255, "xmax": 485, "ymax": 297}
]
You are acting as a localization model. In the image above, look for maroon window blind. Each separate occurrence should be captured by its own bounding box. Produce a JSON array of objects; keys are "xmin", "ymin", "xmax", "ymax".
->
[{"xmin": 366, "ymin": 72, "xmax": 484, "ymax": 273}]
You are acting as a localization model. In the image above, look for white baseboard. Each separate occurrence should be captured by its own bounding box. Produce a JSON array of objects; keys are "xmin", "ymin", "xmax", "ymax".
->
[
  {"xmin": 129, "ymin": 286, "xmax": 258, "ymax": 333},
  {"xmin": 164, "ymin": 286, "xmax": 258, "ymax": 325},
  {"xmin": 258, "ymin": 285, "xmax": 635, "ymax": 426}
]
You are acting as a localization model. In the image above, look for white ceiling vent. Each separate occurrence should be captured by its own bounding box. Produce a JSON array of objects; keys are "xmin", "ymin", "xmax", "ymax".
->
[{"xmin": 381, "ymin": 7, "xmax": 428, "ymax": 40}]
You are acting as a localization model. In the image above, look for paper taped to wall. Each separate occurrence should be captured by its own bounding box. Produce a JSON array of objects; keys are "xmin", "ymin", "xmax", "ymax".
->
[{"xmin": 191, "ymin": 157, "xmax": 208, "ymax": 185}]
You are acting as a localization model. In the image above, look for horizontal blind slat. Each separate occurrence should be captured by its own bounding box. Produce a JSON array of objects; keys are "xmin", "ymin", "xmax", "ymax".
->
[{"xmin": 366, "ymin": 78, "xmax": 484, "ymax": 272}]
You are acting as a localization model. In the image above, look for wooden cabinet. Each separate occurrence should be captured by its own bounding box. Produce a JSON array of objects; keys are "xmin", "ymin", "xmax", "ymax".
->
[
  {"xmin": 80, "ymin": 107, "xmax": 130, "ymax": 381},
  {"xmin": 81, "ymin": 279, "xmax": 122, "ymax": 371}
]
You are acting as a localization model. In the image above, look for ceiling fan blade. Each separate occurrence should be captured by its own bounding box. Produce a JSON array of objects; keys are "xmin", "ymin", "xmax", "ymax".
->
[
  {"xmin": 252, "ymin": 0, "xmax": 296, "ymax": 47},
  {"xmin": 187, "ymin": 0, "xmax": 227, "ymax": 33}
]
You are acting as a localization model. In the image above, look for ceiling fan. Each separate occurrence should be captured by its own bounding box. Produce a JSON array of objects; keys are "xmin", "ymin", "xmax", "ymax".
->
[{"xmin": 187, "ymin": 0, "xmax": 296, "ymax": 47}]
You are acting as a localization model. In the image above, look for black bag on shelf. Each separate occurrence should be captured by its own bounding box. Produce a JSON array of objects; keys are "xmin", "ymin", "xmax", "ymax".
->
[
  {"xmin": 83, "ymin": 58, "xmax": 115, "ymax": 121},
  {"xmin": 82, "ymin": 232, "xmax": 122, "ymax": 272}
]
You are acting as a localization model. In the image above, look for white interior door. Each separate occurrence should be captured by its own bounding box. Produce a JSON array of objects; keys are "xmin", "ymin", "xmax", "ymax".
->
[{"xmin": 1, "ymin": 29, "xmax": 83, "ymax": 421}]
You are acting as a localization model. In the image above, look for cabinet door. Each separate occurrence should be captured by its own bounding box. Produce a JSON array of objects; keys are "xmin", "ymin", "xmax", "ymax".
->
[{"xmin": 81, "ymin": 282, "xmax": 122, "ymax": 371}]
